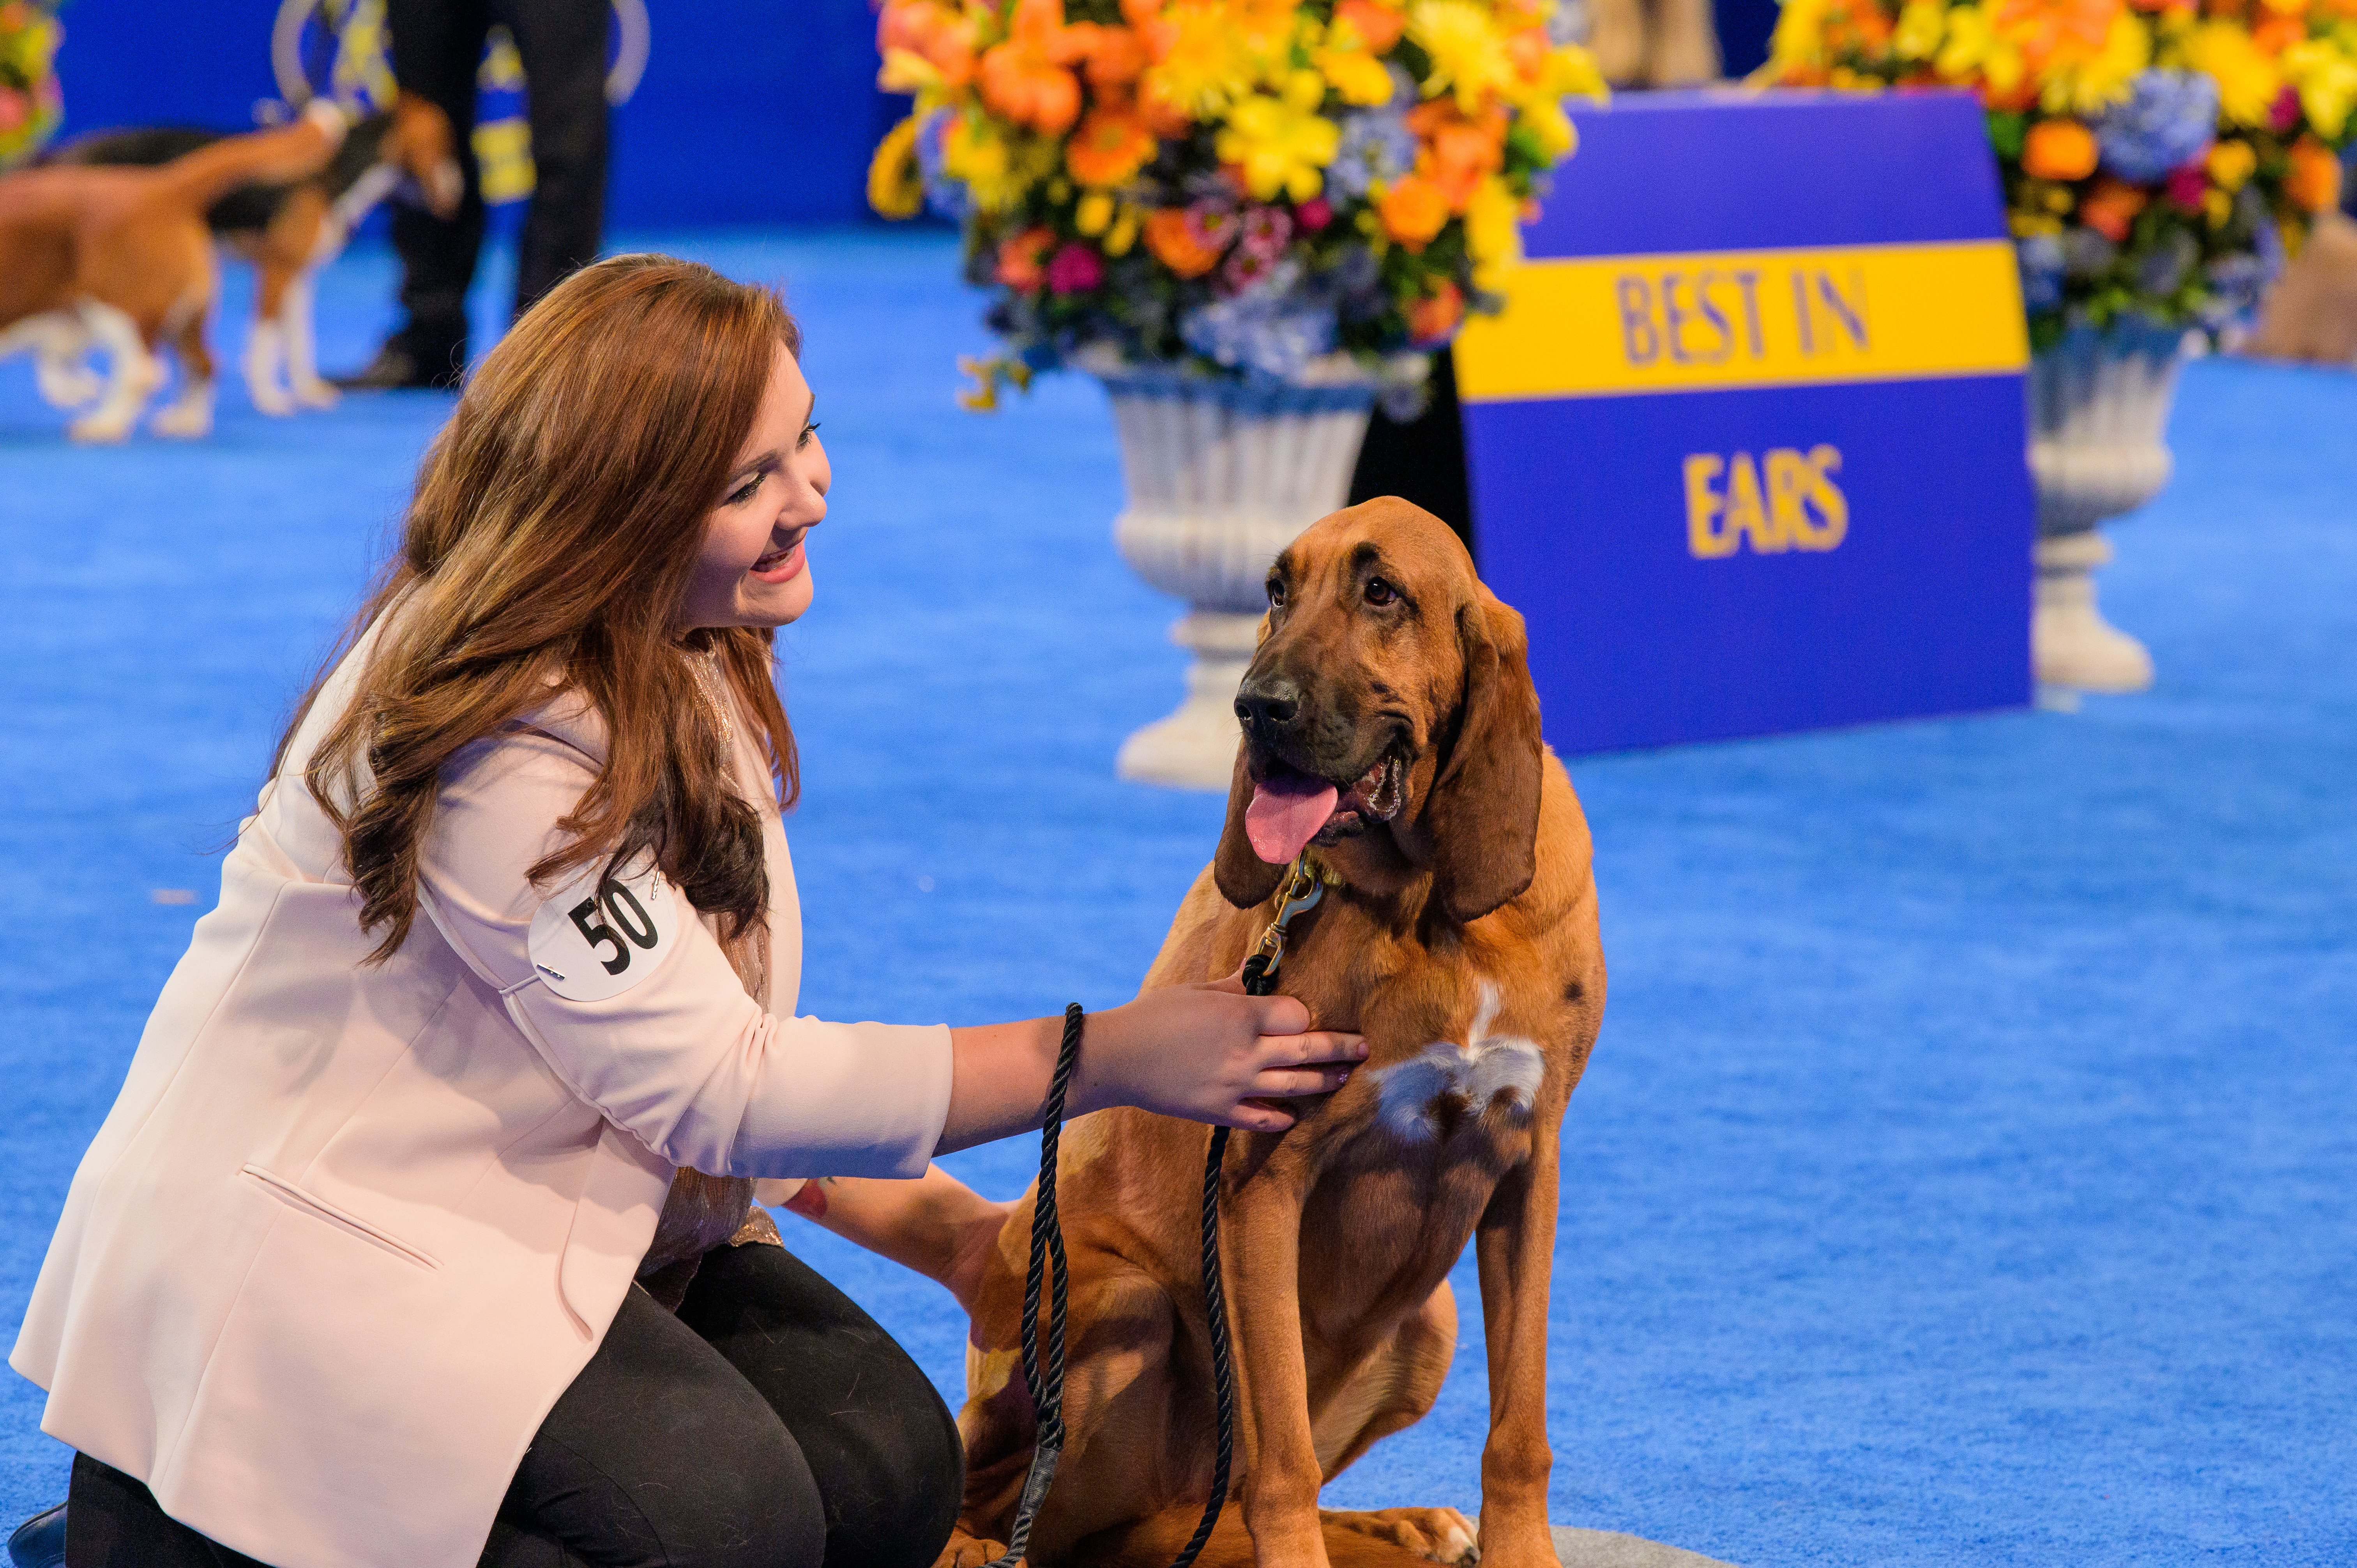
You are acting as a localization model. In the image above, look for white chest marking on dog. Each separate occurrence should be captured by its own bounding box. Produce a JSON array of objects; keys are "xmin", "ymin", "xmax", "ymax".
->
[{"xmin": 1370, "ymin": 980, "xmax": 1546, "ymax": 1144}]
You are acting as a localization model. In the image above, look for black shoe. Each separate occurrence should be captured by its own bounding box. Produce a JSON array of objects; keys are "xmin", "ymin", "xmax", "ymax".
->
[
  {"xmin": 6, "ymin": 1502, "xmax": 65, "ymax": 1568},
  {"xmin": 330, "ymin": 339, "xmax": 466, "ymax": 392}
]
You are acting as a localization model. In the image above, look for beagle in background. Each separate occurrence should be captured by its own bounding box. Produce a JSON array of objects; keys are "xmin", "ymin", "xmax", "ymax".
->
[
  {"xmin": 0, "ymin": 101, "xmax": 352, "ymax": 441},
  {"xmin": 38, "ymin": 93, "xmax": 460, "ymax": 418}
]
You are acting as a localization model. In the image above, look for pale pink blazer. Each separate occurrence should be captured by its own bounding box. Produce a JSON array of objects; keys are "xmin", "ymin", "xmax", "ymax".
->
[{"xmin": 9, "ymin": 618, "xmax": 954, "ymax": 1568}]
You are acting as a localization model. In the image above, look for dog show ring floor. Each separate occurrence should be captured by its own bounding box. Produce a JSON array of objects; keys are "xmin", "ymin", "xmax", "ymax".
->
[{"xmin": 3, "ymin": 229, "xmax": 2353, "ymax": 1568}]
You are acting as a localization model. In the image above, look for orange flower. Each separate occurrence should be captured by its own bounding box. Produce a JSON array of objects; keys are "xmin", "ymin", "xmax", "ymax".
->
[
  {"xmin": 1333, "ymin": 0, "xmax": 1408, "ymax": 51},
  {"xmin": 1408, "ymin": 281, "xmax": 1466, "ymax": 343},
  {"xmin": 2078, "ymin": 178, "xmax": 2148, "ymax": 240},
  {"xmin": 1379, "ymin": 175, "xmax": 1451, "ymax": 249},
  {"xmin": 1824, "ymin": 0, "xmax": 1895, "ymax": 51},
  {"xmin": 2021, "ymin": 118, "xmax": 2100, "ymax": 180},
  {"xmin": 1143, "ymin": 208, "xmax": 1223, "ymax": 276},
  {"xmin": 2252, "ymin": 10, "xmax": 2304, "ymax": 49},
  {"xmin": 1067, "ymin": 22, "xmax": 1150, "ymax": 88},
  {"xmin": 997, "ymin": 226, "xmax": 1057, "ymax": 289},
  {"xmin": 2286, "ymin": 136, "xmax": 2344, "ymax": 211},
  {"xmin": 1410, "ymin": 99, "xmax": 1509, "ymax": 212},
  {"xmin": 878, "ymin": 0, "xmax": 978, "ymax": 90},
  {"xmin": 1994, "ymin": 0, "xmax": 2123, "ymax": 72},
  {"xmin": 1067, "ymin": 104, "xmax": 1159, "ymax": 187},
  {"xmin": 979, "ymin": 0, "xmax": 1087, "ymax": 135}
]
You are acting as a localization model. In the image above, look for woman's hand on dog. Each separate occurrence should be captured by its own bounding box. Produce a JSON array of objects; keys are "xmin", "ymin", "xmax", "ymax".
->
[
  {"xmin": 1074, "ymin": 972, "xmax": 1367, "ymax": 1133},
  {"xmin": 937, "ymin": 979, "xmax": 1366, "ymax": 1153}
]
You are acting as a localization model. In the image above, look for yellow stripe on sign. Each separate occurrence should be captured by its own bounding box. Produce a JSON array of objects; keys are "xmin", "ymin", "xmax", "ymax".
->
[{"xmin": 1455, "ymin": 240, "xmax": 2027, "ymax": 401}]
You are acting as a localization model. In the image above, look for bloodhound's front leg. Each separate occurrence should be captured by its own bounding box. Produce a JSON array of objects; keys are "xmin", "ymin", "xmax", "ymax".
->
[
  {"xmin": 1224, "ymin": 1134, "xmax": 1329, "ymax": 1568},
  {"xmin": 1472, "ymin": 1128, "xmax": 1564, "ymax": 1568}
]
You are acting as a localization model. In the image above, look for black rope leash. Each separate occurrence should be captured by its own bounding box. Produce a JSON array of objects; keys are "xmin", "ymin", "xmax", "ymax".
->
[
  {"xmin": 991, "ymin": 860, "xmax": 1322, "ymax": 1568},
  {"xmin": 988, "ymin": 1003, "xmax": 1084, "ymax": 1568}
]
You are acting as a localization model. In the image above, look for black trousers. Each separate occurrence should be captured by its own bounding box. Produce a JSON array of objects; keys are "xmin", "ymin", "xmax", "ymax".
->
[
  {"xmin": 385, "ymin": 0, "xmax": 611, "ymax": 366},
  {"xmin": 63, "ymin": 1244, "xmax": 963, "ymax": 1568}
]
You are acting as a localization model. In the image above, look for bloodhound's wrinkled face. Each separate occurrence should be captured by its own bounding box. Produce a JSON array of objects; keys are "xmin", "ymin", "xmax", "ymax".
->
[{"xmin": 1213, "ymin": 496, "xmax": 1546, "ymax": 925}]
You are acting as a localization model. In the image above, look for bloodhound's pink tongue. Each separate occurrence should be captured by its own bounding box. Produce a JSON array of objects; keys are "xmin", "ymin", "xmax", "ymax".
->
[{"xmin": 1245, "ymin": 773, "xmax": 1338, "ymax": 864}]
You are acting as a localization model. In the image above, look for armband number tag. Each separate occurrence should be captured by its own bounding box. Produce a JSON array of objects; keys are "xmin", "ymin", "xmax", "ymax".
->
[{"xmin": 526, "ymin": 860, "xmax": 683, "ymax": 1002}]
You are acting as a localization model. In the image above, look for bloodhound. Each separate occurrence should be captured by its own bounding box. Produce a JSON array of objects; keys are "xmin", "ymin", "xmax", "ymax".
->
[{"xmin": 943, "ymin": 498, "xmax": 1606, "ymax": 1568}]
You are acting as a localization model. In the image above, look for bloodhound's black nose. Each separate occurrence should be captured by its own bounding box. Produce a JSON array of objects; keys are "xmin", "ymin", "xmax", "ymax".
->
[{"xmin": 1235, "ymin": 675, "xmax": 1301, "ymax": 733}]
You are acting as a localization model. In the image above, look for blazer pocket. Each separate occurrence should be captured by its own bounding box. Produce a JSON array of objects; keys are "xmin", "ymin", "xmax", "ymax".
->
[{"xmin": 240, "ymin": 1164, "xmax": 441, "ymax": 1271}]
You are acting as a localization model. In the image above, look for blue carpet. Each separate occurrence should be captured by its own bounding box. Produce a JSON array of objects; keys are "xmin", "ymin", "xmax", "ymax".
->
[{"xmin": 3, "ymin": 230, "xmax": 2353, "ymax": 1568}]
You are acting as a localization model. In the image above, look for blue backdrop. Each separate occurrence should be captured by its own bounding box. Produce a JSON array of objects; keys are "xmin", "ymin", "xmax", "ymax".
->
[{"xmin": 48, "ymin": 0, "xmax": 899, "ymax": 226}]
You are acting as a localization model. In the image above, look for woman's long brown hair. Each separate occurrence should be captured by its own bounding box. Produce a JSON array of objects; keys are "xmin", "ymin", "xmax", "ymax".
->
[{"xmin": 278, "ymin": 254, "xmax": 802, "ymax": 962}]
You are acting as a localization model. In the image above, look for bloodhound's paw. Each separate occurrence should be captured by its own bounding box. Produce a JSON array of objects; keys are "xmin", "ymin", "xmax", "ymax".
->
[
  {"xmin": 932, "ymin": 1528, "xmax": 1013, "ymax": 1568},
  {"xmin": 1323, "ymin": 1506, "xmax": 1481, "ymax": 1564}
]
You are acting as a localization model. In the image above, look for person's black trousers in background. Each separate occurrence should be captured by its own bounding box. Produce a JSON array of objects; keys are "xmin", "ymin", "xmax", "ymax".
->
[
  {"xmin": 63, "ymin": 1243, "xmax": 963, "ymax": 1568},
  {"xmin": 384, "ymin": 0, "xmax": 611, "ymax": 376},
  {"xmin": 1346, "ymin": 350, "xmax": 1475, "ymax": 561}
]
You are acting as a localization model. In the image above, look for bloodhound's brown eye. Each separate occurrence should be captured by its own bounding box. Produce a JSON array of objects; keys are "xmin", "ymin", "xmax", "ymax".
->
[
  {"xmin": 1268, "ymin": 579, "xmax": 1287, "ymax": 607},
  {"xmin": 1365, "ymin": 577, "xmax": 1397, "ymax": 606}
]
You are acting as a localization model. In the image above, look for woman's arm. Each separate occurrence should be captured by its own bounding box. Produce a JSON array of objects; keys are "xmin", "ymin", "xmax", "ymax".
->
[
  {"xmin": 772, "ymin": 1168, "xmax": 1010, "ymax": 1313},
  {"xmin": 936, "ymin": 973, "xmax": 1367, "ymax": 1154}
]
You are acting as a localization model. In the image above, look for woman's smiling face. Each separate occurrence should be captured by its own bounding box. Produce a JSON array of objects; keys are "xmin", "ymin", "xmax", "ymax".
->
[{"xmin": 676, "ymin": 340, "xmax": 828, "ymax": 632}]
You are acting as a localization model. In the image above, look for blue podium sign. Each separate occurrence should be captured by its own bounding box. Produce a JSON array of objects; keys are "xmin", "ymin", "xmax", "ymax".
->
[{"xmin": 1455, "ymin": 90, "xmax": 2034, "ymax": 756}]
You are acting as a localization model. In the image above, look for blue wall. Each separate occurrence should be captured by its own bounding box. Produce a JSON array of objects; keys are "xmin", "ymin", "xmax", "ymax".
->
[{"xmin": 50, "ymin": 0, "xmax": 895, "ymax": 226}]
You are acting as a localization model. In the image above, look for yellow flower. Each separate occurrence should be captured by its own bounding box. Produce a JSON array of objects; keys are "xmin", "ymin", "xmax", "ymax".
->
[
  {"xmin": 2043, "ymin": 12, "xmax": 2148, "ymax": 114},
  {"xmin": 866, "ymin": 115, "xmax": 926, "ymax": 219},
  {"xmin": 2203, "ymin": 187, "xmax": 2233, "ymax": 227},
  {"xmin": 2206, "ymin": 138, "xmax": 2256, "ymax": 191},
  {"xmin": 1770, "ymin": 0, "xmax": 1834, "ymax": 69},
  {"xmin": 879, "ymin": 46, "xmax": 945, "ymax": 95},
  {"xmin": 1216, "ymin": 68, "xmax": 1341, "ymax": 201},
  {"xmin": 941, "ymin": 115, "xmax": 1055, "ymax": 213},
  {"xmin": 1316, "ymin": 32, "xmax": 1397, "ymax": 106},
  {"xmin": 1896, "ymin": 0, "xmax": 1947, "ymax": 61},
  {"xmin": 1076, "ymin": 189, "xmax": 1115, "ymax": 235},
  {"xmin": 1106, "ymin": 203, "xmax": 1142, "ymax": 257},
  {"xmin": 2281, "ymin": 38, "xmax": 2357, "ymax": 140},
  {"xmin": 1938, "ymin": 5, "xmax": 2027, "ymax": 93},
  {"xmin": 1143, "ymin": 3, "xmax": 1259, "ymax": 118},
  {"xmin": 2180, "ymin": 21, "xmax": 2282, "ymax": 127},
  {"xmin": 1409, "ymin": 0, "xmax": 1518, "ymax": 111},
  {"xmin": 1464, "ymin": 175, "xmax": 1524, "ymax": 290},
  {"xmin": 2009, "ymin": 210, "xmax": 2064, "ymax": 236},
  {"xmin": 1498, "ymin": 42, "xmax": 1602, "ymax": 161},
  {"xmin": 1516, "ymin": 94, "xmax": 1578, "ymax": 161}
]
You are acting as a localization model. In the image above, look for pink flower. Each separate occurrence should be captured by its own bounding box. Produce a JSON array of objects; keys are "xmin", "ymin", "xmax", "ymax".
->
[
  {"xmin": 1184, "ymin": 200, "xmax": 1237, "ymax": 251},
  {"xmin": 0, "ymin": 89, "xmax": 26, "ymax": 134},
  {"xmin": 1295, "ymin": 197, "xmax": 1332, "ymax": 232},
  {"xmin": 2164, "ymin": 159, "xmax": 2208, "ymax": 212},
  {"xmin": 1045, "ymin": 241, "xmax": 1105, "ymax": 294},
  {"xmin": 1221, "ymin": 245, "xmax": 1278, "ymax": 294},
  {"xmin": 1238, "ymin": 205, "xmax": 1293, "ymax": 260},
  {"xmin": 2269, "ymin": 86, "xmax": 2302, "ymax": 134}
]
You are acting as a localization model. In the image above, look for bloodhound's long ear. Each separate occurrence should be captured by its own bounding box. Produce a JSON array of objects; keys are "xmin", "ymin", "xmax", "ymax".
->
[
  {"xmin": 1424, "ymin": 588, "xmax": 1545, "ymax": 923},
  {"xmin": 1214, "ymin": 741, "xmax": 1291, "ymax": 908}
]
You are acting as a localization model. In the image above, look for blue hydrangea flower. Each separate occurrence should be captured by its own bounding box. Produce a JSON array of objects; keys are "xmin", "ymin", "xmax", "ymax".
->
[
  {"xmin": 2016, "ymin": 232, "xmax": 2065, "ymax": 313},
  {"xmin": 1180, "ymin": 262, "xmax": 1338, "ymax": 380},
  {"xmin": 915, "ymin": 110, "xmax": 968, "ymax": 222},
  {"xmin": 2094, "ymin": 71, "xmax": 2221, "ymax": 184},
  {"xmin": 2198, "ymin": 252, "xmax": 2270, "ymax": 330},
  {"xmin": 1329, "ymin": 106, "xmax": 1416, "ymax": 200}
]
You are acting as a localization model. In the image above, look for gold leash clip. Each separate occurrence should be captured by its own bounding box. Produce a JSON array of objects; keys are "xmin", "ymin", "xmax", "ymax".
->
[{"xmin": 1250, "ymin": 856, "xmax": 1326, "ymax": 982}]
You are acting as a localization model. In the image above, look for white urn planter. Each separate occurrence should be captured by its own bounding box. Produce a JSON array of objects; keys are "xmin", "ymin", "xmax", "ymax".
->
[
  {"xmin": 1100, "ymin": 368, "xmax": 1384, "ymax": 790},
  {"xmin": 2027, "ymin": 318, "xmax": 2194, "ymax": 693}
]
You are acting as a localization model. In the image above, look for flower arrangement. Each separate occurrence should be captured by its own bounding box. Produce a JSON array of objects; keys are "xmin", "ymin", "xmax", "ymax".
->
[
  {"xmin": 1761, "ymin": 0, "xmax": 2357, "ymax": 345},
  {"xmin": 867, "ymin": 0, "xmax": 1605, "ymax": 406},
  {"xmin": 0, "ymin": 0, "xmax": 64, "ymax": 170}
]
